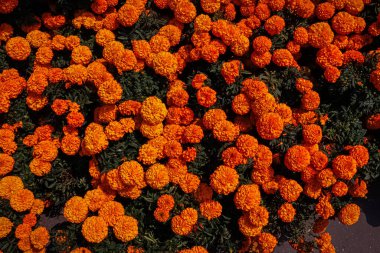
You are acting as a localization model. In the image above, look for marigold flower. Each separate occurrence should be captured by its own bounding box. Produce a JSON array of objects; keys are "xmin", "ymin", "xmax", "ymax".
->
[
  {"xmin": 316, "ymin": 2, "xmax": 336, "ymax": 20},
  {"xmin": 221, "ymin": 60, "xmax": 242, "ymax": 85},
  {"xmin": 0, "ymin": 153, "xmax": 14, "ymax": 176},
  {"xmin": 200, "ymin": 200, "xmax": 222, "ymax": 220},
  {"xmin": 264, "ymin": 15, "xmax": 285, "ymax": 36},
  {"xmin": 256, "ymin": 113, "xmax": 284, "ymax": 140},
  {"xmin": 194, "ymin": 14, "xmax": 212, "ymax": 32},
  {"xmin": 9, "ymin": 188, "xmax": 34, "ymax": 212},
  {"xmin": 272, "ymin": 49, "xmax": 295, "ymax": 67},
  {"xmin": 145, "ymin": 163, "xmax": 169, "ymax": 190},
  {"xmin": 349, "ymin": 178, "xmax": 368, "ymax": 198},
  {"xmin": 179, "ymin": 172, "xmax": 200, "ymax": 194},
  {"xmin": 234, "ymin": 184, "xmax": 261, "ymax": 211},
  {"xmin": 171, "ymin": 215, "xmax": 193, "ymax": 236},
  {"xmin": 301, "ymin": 90, "xmax": 320, "ymax": 111},
  {"xmin": 64, "ymin": 196, "xmax": 89, "ymax": 223},
  {"xmin": 29, "ymin": 158, "xmax": 52, "ymax": 176},
  {"xmin": 278, "ymin": 203, "xmax": 296, "ymax": 223},
  {"xmin": 82, "ymin": 123, "xmax": 109, "ymax": 155},
  {"xmin": 332, "ymin": 155, "xmax": 357, "ymax": 180},
  {"xmin": 202, "ymin": 109, "xmax": 227, "ymax": 130},
  {"xmin": 308, "ymin": 22, "xmax": 334, "ymax": 48},
  {"xmin": 338, "ymin": 203, "xmax": 360, "ymax": 225},
  {"xmin": 15, "ymin": 223, "xmax": 32, "ymax": 240},
  {"xmin": 118, "ymin": 4, "xmax": 141, "ymax": 27},
  {"xmin": 0, "ymin": 0, "xmax": 18, "ymax": 14},
  {"xmin": 317, "ymin": 44, "xmax": 343, "ymax": 69},
  {"xmin": 316, "ymin": 194, "xmax": 335, "ymax": 219},
  {"xmin": 63, "ymin": 64, "xmax": 88, "ymax": 85},
  {"xmin": 82, "ymin": 216, "xmax": 108, "ymax": 243},
  {"xmin": 182, "ymin": 124, "xmax": 204, "ymax": 143},
  {"xmin": 213, "ymin": 120, "xmax": 239, "ymax": 142},
  {"xmin": 232, "ymin": 93, "xmax": 250, "ymax": 115},
  {"xmin": 0, "ymin": 217, "xmax": 13, "ymax": 239},
  {"xmin": 154, "ymin": 208, "xmax": 170, "ymax": 223},
  {"xmin": 348, "ymin": 145, "xmax": 369, "ymax": 168},
  {"xmin": 255, "ymin": 3, "xmax": 271, "ymax": 20},
  {"xmin": 252, "ymin": 36, "xmax": 272, "ymax": 54},
  {"xmin": 5, "ymin": 37, "xmax": 31, "ymax": 61},
  {"xmin": 153, "ymin": 52, "xmax": 178, "ymax": 79},
  {"xmin": 196, "ymin": 86, "xmax": 217, "ymax": 108},
  {"xmin": 210, "ymin": 165, "xmax": 239, "ymax": 195},
  {"xmin": 98, "ymin": 201, "xmax": 125, "ymax": 227},
  {"xmin": 200, "ymin": 0, "xmax": 220, "ymax": 13},
  {"xmin": 238, "ymin": 214, "xmax": 262, "ymax": 237},
  {"xmin": 98, "ymin": 79, "xmax": 123, "ymax": 104},
  {"xmin": 332, "ymin": 181, "xmax": 348, "ymax": 197},
  {"xmin": 345, "ymin": 0, "xmax": 364, "ymax": 15},
  {"xmin": 138, "ymin": 143, "xmax": 159, "ymax": 165}
]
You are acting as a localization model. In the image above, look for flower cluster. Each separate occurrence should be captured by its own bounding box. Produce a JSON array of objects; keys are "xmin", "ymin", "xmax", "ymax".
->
[{"xmin": 0, "ymin": 0, "xmax": 379, "ymax": 252}]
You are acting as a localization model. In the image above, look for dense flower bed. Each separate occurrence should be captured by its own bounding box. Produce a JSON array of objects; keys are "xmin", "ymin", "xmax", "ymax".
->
[{"xmin": 0, "ymin": 0, "xmax": 379, "ymax": 252}]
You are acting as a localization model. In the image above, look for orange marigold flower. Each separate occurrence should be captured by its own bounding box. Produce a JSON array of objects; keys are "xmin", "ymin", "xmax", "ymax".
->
[
  {"xmin": 15, "ymin": 224, "xmax": 32, "ymax": 239},
  {"xmin": 182, "ymin": 124, "xmax": 204, "ymax": 143},
  {"xmin": 140, "ymin": 96, "xmax": 167, "ymax": 125},
  {"xmin": 154, "ymin": 207, "xmax": 170, "ymax": 223},
  {"xmin": 302, "ymin": 124, "xmax": 322, "ymax": 144},
  {"xmin": 194, "ymin": 14, "xmax": 212, "ymax": 32},
  {"xmin": 279, "ymin": 178, "xmax": 303, "ymax": 202},
  {"xmin": 138, "ymin": 144, "xmax": 159, "ymax": 165},
  {"xmin": 308, "ymin": 22, "xmax": 334, "ymax": 48},
  {"xmin": 171, "ymin": 215, "xmax": 193, "ymax": 236},
  {"xmin": 272, "ymin": 49, "xmax": 295, "ymax": 67},
  {"xmin": 264, "ymin": 15, "xmax": 285, "ymax": 36},
  {"xmin": 344, "ymin": 0, "xmax": 364, "ymax": 15},
  {"xmin": 23, "ymin": 213, "xmax": 37, "ymax": 227},
  {"xmin": 0, "ymin": 153, "xmax": 14, "ymax": 176},
  {"xmin": 95, "ymin": 29, "xmax": 115, "ymax": 47},
  {"xmin": 26, "ymin": 30, "xmax": 51, "ymax": 48},
  {"xmin": 278, "ymin": 203, "xmax": 296, "ymax": 222},
  {"xmin": 0, "ymin": 0, "xmax": 18, "ymax": 14},
  {"xmin": 301, "ymin": 90, "xmax": 320, "ymax": 111},
  {"xmin": 82, "ymin": 123, "xmax": 109, "ymax": 155},
  {"xmin": 72, "ymin": 45, "xmax": 92, "ymax": 65},
  {"xmin": 0, "ymin": 175, "xmax": 23, "ymax": 199},
  {"xmin": 200, "ymin": 200, "xmax": 222, "ymax": 220},
  {"xmin": 10, "ymin": 189, "xmax": 34, "ymax": 212},
  {"xmin": 200, "ymin": 0, "xmax": 220, "ymax": 14},
  {"xmin": 235, "ymin": 134, "xmax": 258, "ymax": 158},
  {"xmin": 248, "ymin": 205, "xmax": 269, "ymax": 227},
  {"xmin": 257, "ymin": 232, "xmax": 278, "ymax": 252},
  {"xmin": 252, "ymin": 36, "xmax": 272, "ymax": 54},
  {"xmin": 35, "ymin": 46, "xmax": 53, "ymax": 65},
  {"xmin": 295, "ymin": 78, "xmax": 313, "ymax": 94},
  {"xmin": 167, "ymin": 88, "xmax": 189, "ymax": 108},
  {"xmin": 64, "ymin": 196, "xmax": 89, "ymax": 223},
  {"xmin": 317, "ymin": 169, "xmax": 336, "ymax": 188},
  {"xmin": 118, "ymin": 4, "xmax": 141, "ymax": 27},
  {"xmin": 221, "ymin": 60, "xmax": 242, "ymax": 85},
  {"xmin": 253, "ymin": 144, "xmax": 272, "ymax": 170},
  {"xmin": 241, "ymin": 79, "xmax": 268, "ymax": 100},
  {"xmin": 348, "ymin": 145, "xmax": 369, "ymax": 168},
  {"xmin": 98, "ymin": 201, "xmax": 125, "ymax": 227},
  {"xmin": 192, "ymin": 73, "xmax": 207, "ymax": 89},
  {"xmin": 0, "ymin": 217, "xmax": 13, "ymax": 239},
  {"xmin": 316, "ymin": 44, "xmax": 343, "ymax": 69},
  {"xmin": 213, "ymin": 120, "xmax": 239, "ymax": 142},
  {"xmin": 98, "ymin": 79, "xmax": 123, "ymax": 104},
  {"xmin": 202, "ymin": 109, "xmax": 227, "ymax": 130},
  {"xmin": 255, "ymin": 3, "xmax": 271, "ymax": 20},
  {"xmin": 196, "ymin": 86, "xmax": 217, "ymax": 108},
  {"xmin": 311, "ymin": 151, "xmax": 329, "ymax": 171},
  {"xmin": 5, "ymin": 37, "xmax": 31, "ymax": 61},
  {"xmin": 251, "ymin": 166, "xmax": 274, "ymax": 185},
  {"xmin": 315, "ymin": 2, "xmax": 336, "ymax": 20},
  {"xmin": 222, "ymin": 147, "xmax": 246, "ymax": 168},
  {"xmin": 157, "ymin": 194, "xmax": 175, "ymax": 211},
  {"xmin": 82, "ymin": 216, "xmax": 108, "ymax": 243},
  {"xmin": 145, "ymin": 163, "xmax": 169, "ymax": 190},
  {"xmin": 338, "ymin": 203, "xmax": 360, "ymax": 225},
  {"xmin": 118, "ymin": 160, "xmax": 145, "ymax": 189},
  {"xmin": 234, "ymin": 184, "xmax": 261, "ymax": 211},
  {"xmin": 174, "ymin": 1, "xmax": 196, "ymax": 24},
  {"xmin": 179, "ymin": 173, "xmax": 200, "ymax": 193},
  {"xmin": 30, "ymin": 227, "xmax": 49, "ymax": 250},
  {"xmin": 210, "ymin": 165, "xmax": 239, "ymax": 195},
  {"xmin": 256, "ymin": 113, "xmax": 284, "ymax": 140},
  {"xmin": 153, "ymin": 52, "xmax": 178, "ymax": 79},
  {"xmin": 238, "ymin": 214, "xmax": 262, "ymax": 237},
  {"xmin": 332, "ymin": 181, "xmax": 348, "ymax": 197},
  {"xmin": 284, "ymin": 145, "xmax": 311, "ymax": 172},
  {"xmin": 29, "ymin": 158, "xmax": 51, "ymax": 176},
  {"xmin": 332, "ymin": 155, "xmax": 357, "ymax": 180},
  {"xmin": 324, "ymin": 66, "xmax": 341, "ymax": 83},
  {"xmin": 316, "ymin": 194, "xmax": 335, "ymax": 219},
  {"xmin": 349, "ymin": 178, "xmax": 368, "ymax": 198},
  {"xmin": 63, "ymin": 64, "xmax": 88, "ymax": 85},
  {"xmin": 232, "ymin": 93, "xmax": 250, "ymax": 115}
]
